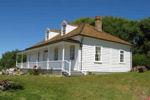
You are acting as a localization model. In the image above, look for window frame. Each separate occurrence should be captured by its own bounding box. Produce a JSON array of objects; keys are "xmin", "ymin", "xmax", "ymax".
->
[
  {"xmin": 94, "ymin": 46, "xmax": 102, "ymax": 63},
  {"xmin": 28, "ymin": 54, "xmax": 31, "ymax": 62},
  {"xmin": 119, "ymin": 50, "xmax": 125, "ymax": 63},
  {"xmin": 43, "ymin": 50, "xmax": 48, "ymax": 61},
  {"xmin": 70, "ymin": 45, "xmax": 75, "ymax": 60},
  {"xmin": 37, "ymin": 52, "xmax": 40, "ymax": 62},
  {"xmin": 54, "ymin": 48, "xmax": 58, "ymax": 60}
]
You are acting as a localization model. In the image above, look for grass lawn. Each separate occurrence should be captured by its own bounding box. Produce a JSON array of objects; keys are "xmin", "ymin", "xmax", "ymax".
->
[{"xmin": 0, "ymin": 72, "xmax": 150, "ymax": 100}]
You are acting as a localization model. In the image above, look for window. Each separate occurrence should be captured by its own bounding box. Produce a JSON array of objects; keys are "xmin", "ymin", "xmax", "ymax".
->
[
  {"xmin": 37, "ymin": 52, "xmax": 40, "ymax": 61},
  {"xmin": 120, "ymin": 50, "xmax": 124, "ymax": 63},
  {"xmin": 54, "ymin": 48, "xmax": 58, "ymax": 60},
  {"xmin": 95, "ymin": 46, "xmax": 101, "ymax": 62},
  {"xmin": 70, "ymin": 45, "xmax": 75, "ymax": 60},
  {"xmin": 43, "ymin": 50, "xmax": 48, "ymax": 61},
  {"xmin": 28, "ymin": 55, "xmax": 31, "ymax": 62}
]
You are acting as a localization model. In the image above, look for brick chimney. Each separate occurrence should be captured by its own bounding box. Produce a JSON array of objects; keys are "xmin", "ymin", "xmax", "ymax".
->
[{"xmin": 95, "ymin": 16, "xmax": 102, "ymax": 31}]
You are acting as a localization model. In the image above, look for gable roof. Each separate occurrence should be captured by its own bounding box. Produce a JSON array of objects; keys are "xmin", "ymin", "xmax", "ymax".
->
[{"xmin": 26, "ymin": 24, "xmax": 132, "ymax": 50}]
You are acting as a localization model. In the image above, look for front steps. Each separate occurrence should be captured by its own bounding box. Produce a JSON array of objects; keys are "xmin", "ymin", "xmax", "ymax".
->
[{"xmin": 62, "ymin": 71, "xmax": 84, "ymax": 76}]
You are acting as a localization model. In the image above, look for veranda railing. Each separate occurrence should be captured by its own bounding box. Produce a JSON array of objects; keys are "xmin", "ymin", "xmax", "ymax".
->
[{"xmin": 17, "ymin": 60, "xmax": 71, "ymax": 75}]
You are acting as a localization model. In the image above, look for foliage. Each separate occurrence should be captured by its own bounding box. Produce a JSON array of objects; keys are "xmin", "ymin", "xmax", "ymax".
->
[
  {"xmin": 28, "ymin": 68, "xmax": 40, "ymax": 75},
  {"xmin": 103, "ymin": 16, "xmax": 140, "ymax": 42},
  {"xmin": 71, "ymin": 17, "xmax": 95, "ymax": 25},
  {"xmin": 1, "ymin": 72, "xmax": 150, "ymax": 99},
  {"xmin": 0, "ymin": 50, "xmax": 26, "ymax": 70},
  {"xmin": 133, "ymin": 54, "xmax": 146, "ymax": 66},
  {"xmin": 138, "ymin": 17, "xmax": 150, "ymax": 55},
  {"xmin": 72, "ymin": 16, "xmax": 150, "ymax": 67}
]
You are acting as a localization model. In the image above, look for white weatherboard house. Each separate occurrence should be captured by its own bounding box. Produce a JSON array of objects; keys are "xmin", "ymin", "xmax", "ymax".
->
[{"xmin": 17, "ymin": 16, "xmax": 132, "ymax": 76}]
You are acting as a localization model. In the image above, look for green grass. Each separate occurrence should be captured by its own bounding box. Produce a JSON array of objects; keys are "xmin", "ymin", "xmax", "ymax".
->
[{"xmin": 0, "ymin": 72, "xmax": 150, "ymax": 100}]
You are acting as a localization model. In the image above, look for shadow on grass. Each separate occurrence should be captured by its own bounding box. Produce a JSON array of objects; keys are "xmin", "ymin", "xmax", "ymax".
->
[
  {"xmin": 7, "ymin": 82, "xmax": 24, "ymax": 92},
  {"xmin": 0, "ymin": 80, "xmax": 24, "ymax": 92}
]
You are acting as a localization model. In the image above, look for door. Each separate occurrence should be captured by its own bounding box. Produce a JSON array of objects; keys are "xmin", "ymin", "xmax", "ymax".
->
[{"xmin": 69, "ymin": 45, "xmax": 78, "ymax": 71}]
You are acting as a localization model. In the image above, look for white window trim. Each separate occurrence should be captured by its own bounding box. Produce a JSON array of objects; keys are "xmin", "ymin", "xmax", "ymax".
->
[
  {"xmin": 70, "ymin": 45, "xmax": 75, "ymax": 60},
  {"xmin": 94, "ymin": 46, "xmax": 102, "ymax": 63},
  {"xmin": 43, "ymin": 50, "xmax": 48, "ymax": 61},
  {"xmin": 37, "ymin": 52, "xmax": 40, "ymax": 62},
  {"xmin": 28, "ymin": 54, "xmax": 31, "ymax": 62},
  {"xmin": 119, "ymin": 50, "xmax": 125, "ymax": 64},
  {"xmin": 54, "ymin": 47, "xmax": 58, "ymax": 60}
]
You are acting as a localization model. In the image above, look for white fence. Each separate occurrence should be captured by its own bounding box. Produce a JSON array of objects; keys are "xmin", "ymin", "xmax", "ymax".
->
[{"xmin": 17, "ymin": 60, "xmax": 71, "ymax": 75}]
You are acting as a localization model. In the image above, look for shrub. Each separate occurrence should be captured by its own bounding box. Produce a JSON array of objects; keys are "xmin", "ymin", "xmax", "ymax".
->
[
  {"xmin": 0, "ymin": 66, "xmax": 2, "ymax": 71},
  {"xmin": 28, "ymin": 69, "xmax": 39, "ymax": 75},
  {"xmin": 28, "ymin": 66, "xmax": 40, "ymax": 75},
  {"xmin": 28, "ymin": 69, "xmax": 33, "ymax": 75},
  {"xmin": 133, "ymin": 54, "xmax": 150, "ymax": 67},
  {"xmin": 32, "ymin": 68, "xmax": 39, "ymax": 75}
]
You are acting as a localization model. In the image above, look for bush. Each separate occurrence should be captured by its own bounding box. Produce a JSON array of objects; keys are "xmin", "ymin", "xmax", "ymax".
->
[
  {"xmin": 28, "ymin": 66, "xmax": 40, "ymax": 75},
  {"xmin": 28, "ymin": 69, "xmax": 39, "ymax": 75},
  {"xmin": 0, "ymin": 66, "xmax": 2, "ymax": 71},
  {"xmin": 133, "ymin": 54, "xmax": 150, "ymax": 67}
]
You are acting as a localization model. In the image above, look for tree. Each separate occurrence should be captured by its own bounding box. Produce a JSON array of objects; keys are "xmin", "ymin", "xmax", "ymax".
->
[
  {"xmin": 103, "ymin": 16, "xmax": 140, "ymax": 42},
  {"xmin": 0, "ymin": 50, "xmax": 26, "ymax": 70},
  {"xmin": 138, "ymin": 17, "xmax": 150, "ymax": 56},
  {"xmin": 71, "ymin": 17, "xmax": 95, "ymax": 26}
]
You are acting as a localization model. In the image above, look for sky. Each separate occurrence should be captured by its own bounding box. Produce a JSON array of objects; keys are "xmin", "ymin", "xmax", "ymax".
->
[{"xmin": 0, "ymin": 0, "xmax": 149, "ymax": 57}]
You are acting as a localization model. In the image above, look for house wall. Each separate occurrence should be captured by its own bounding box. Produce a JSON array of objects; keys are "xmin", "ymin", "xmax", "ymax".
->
[{"xmin": 81, "ymin": 37, "xmax": 132, "ymax": 72}]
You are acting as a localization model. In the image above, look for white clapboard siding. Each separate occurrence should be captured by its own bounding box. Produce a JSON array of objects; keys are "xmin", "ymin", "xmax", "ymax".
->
[{"xmin": 81, "ymin": 37, "xmax": 131, "ymax": 72}]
